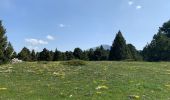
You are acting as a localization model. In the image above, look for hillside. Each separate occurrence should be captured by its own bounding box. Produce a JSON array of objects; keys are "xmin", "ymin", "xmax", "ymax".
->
[{"xmin": 0, "ymin": 62, "xmax": 170, "ymax": 99}]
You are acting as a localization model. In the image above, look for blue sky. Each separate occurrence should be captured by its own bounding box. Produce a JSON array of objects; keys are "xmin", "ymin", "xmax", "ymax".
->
[{"xmin": 1, "ymin": 0, "xmax": 170, "ymax": 52}]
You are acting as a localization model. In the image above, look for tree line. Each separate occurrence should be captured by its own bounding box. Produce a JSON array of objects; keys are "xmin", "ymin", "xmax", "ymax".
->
[
  {"xmin": 16, "ymin": 31, "xmax": 142, "ymax": 62},
  {"xmin": 1, "ymin": 19, "xmax": 170, "ymax": 63}
]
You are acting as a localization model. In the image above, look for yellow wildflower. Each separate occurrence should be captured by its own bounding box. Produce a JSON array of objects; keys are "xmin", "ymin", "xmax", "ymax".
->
[
  {"xmin": 128, "ymin": 95, "xmax": 140, "ymax": 99},
  {"xmin": 165, "ymin": 84, "xmax": 170, "ymax": 87},
  {"xmin": 96, "ymin": 85, "xmax": 108, "ymax": 90},
  {"xmin": 96, "ymin": 92, "xmax": 102, "ymax": 94},
  {"xmin": 0, "ymin": 88, "xmax": 7, "ymax": 90}
]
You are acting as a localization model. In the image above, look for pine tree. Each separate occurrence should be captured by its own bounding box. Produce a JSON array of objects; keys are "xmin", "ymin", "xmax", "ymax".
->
[
  {"xmin": 12, "ymin": 51, "xmax": 17, "ymax": 59},
  {"xmin": 18, "ymin": 47, "xmax": 31, "ymax": 61},
  {"xmin": 53, "ymin": 48, "xmax": 62, "ymax": 61},
  {"xmin": 127, "ymin": 44, "xmax": 142, "ymax": 61},
  {"xmin": 31, "ymin": 50, "xmax": 37, "ymax": 61},
  {"xmin": 0, "ymin": 20, "xmax": 13, "ymax": 64},
  {"xmin": 87, "ymin": 49, "xmax": 94, "ymax": 61},
  {"xmin": 81, "ymin": 51, "xmax": 89, "ymax": 61},
  {"xmin": 73, "ymin": 48, "xmax": 83, "ymax": 60},
  {"xmin": 38, "ymin": 48, "xmax": 51, "ymax": 61},
  {"xmin": 109, "ymin": 31, "xmax": 130, "ymax": 60},
  {"xmin": 4, "ymin": 42, "xmax": 14, "ymax": 61},
  {"xmin": 65, "ymin": 51, "xmax": 74, "ymax": 60},
  {"xmin": 93, "ymin": 46, "xmax": 109, "ymax": 61},
  {"xmin": 143, "ymin": 20, "xmax": 170, "ymax": 61}
]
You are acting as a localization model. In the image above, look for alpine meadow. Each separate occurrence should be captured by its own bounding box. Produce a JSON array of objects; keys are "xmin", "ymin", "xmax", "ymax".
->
[{"xmin": 1, "ymin": 0, "xmax": 170, "ymax": 100}]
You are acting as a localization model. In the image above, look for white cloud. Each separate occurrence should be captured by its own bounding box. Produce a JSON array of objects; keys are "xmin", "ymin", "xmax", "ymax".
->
[
  {"xmin": 59, "ymin": 24, "xmax": 65, "ymax": 28},
  {"xmin": 128, "ymin": 1, "xmax": 134, "ymax": 6},
  {"xmin": 46, "ymin": 35, "xmax": 54, "ymax": 40},
  {"xmin": 27, "ymin": 46, "xmax": 39, "ymax": 51},
  {"xmin": 136, "ymin": 5, "xmax": 142, "ymax": 9},
  {"xmin": 25, "ymin": 38, "xmax": 48, "ymax": 45}
]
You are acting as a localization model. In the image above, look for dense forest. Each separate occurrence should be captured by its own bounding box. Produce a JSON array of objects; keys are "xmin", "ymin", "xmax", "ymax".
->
[{"xmin": 1, "ymin": 19, "xmax": 170, "ymax": 64}]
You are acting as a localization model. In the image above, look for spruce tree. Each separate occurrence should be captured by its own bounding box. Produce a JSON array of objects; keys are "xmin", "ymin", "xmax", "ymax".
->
[
  {"xmin": 65, "ymin": 51, "xmax": 74, "ymax": 60},
  {"xmin": 143, "ymin": 20, "xmax": 170, "ymax": 61},
  {"xmin": 87, "ymin": 49, "xmax": 94, "ymax": 61},
  {"xmin": 127, "ymin": 44, "xmax": 142, "ymax": 61},
  {"xmin": 73, "ymin": 48, "xmax": 83, "ymax": 60},
  {"xmin": 18, "ymin": 47, "xmax": 31, "ymax": 61},
  {"xmin": 93, "ymin": 46, "xmax": 109, "ymax": 61},
  {"xmin": 31, "ymin": 50, "xmax": 37, "ymax": 61},
  {"xmin": 109, "ymin": 31, "xmax": 129, "ymax": 60},
  {"xmin": 0, "ymin": 20, "xmax": 13, "ymax": 64},
  {"xmin": 38, "ymin": 48, "xmax": 51, "ymax": 61},
  {"xmin": 53, "ymin": 48, "xmax": 62, "ymax": 61},
  {"xmin": 4, "ymin": 42, "xmax": 14, "ymax": 61}
]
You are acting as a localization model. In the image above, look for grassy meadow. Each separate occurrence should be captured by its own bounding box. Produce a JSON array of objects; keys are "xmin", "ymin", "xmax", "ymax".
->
[{"xmin": 0, "ymin": 61, "xmax": 170, "ymax": 100}]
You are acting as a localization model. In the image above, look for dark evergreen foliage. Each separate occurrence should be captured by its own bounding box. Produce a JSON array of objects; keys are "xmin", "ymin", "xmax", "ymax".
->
[
  {"xmin": 65, "ymin": 51, "xmax": 74, "ymax": 60},
  {"xmin": 53, "ymin": 48, "xmax": 62, "ymax": 61},
  {"xmin": 38, "ymin": 48, "xmax": 51, "ymax": 61},
  {"xmin": 93, "ymin": 46, "xmax": 109, "ymax": 61},
  {"xmin": 127, "ymin": 44, "xmax": 143, "ymax": 61},
  {"xmin": 18, "ymin": 47, "xmax": 31, "ymax": 61},
  {"xmin": 0, "ymin": 21, "xmax": 14, "ymax": 64},
  {"xmin": 109, "ymin": 31, "xmax": 130, "ymax": 60},
  {"xmin": 142, "ymin": 20, "xmax": 170, "ymax": 61},
  {"xmin": 31, "ymin": 50, "xmax": 37, "ymax": 61},
  {"xmin": 73, "ymin": 48, "xmax": 83, "ymax": 60}
]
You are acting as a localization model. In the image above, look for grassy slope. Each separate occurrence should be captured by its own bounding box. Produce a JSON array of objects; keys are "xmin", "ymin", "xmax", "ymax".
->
[{"xmin": 0, "ymin": 61, "xmax": 170, "ymax": 100}]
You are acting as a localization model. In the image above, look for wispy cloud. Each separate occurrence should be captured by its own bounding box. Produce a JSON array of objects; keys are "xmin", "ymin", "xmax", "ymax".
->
[
  {"xmin": 136, "ymin": 5, "xmax": 142, "ymax": 9},
  {"xmin": 27, "ymin": 46, "xmax": 39, "ymax": 51},
  {"xmin": 128, "ymin": 1, "xmax": 134, "ymax": 6},
  {"xmin": 25, "ymin": 38, "xmax": 48, "ymax": 45},
  {"xmin": 46, "ymin": 35, "xmax": 54, "ymax": 40},
  {"xmin": 58, "ymin": 24, "xmax": 65, "ymax": 28}
]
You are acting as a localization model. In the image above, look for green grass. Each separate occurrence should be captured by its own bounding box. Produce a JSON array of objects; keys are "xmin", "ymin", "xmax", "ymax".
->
[{"xmin": 0, "ymin": 61, "xmax": 170, "ymax": 100}]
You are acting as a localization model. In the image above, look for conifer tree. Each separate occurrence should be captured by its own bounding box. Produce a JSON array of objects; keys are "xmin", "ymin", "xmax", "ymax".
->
[
  {"xmin": 109, "ymin": 31, "xmax": 130, "ymax": 60},
  {"xmin": 65, "ymin": 51, "xmax": 74, "ymax": 60},
  {"xmin": 53, "ymin": 48, "xmax": 62, "ymax": 61},
  {"xmin": 73, "ymin": 48, "xmax": 83, "ymax": 60},
  {"xmin": 143, "ymin": 20, "xmax": 170, "ymax": 61},
  {"xmin": 4, "ymin": 42, "xmax": 14, "ymax": 61},
  {"xmin": 18, "ymin": 47, "xmax": 31, "ymax": 61},
  {"xmin": 0, "ymin": 20, "xmax": 13, "ymax": 63},
  {"xmin": 127, "ymin": 44, "xmax": 142, "ymax": 61},
  {"xmin": 38, "ymin": 48, "xmax": 51, "ymax": 61},
  {"xmin": 31, "ymin": 50, "xmax": 37, "ymax": 61}
]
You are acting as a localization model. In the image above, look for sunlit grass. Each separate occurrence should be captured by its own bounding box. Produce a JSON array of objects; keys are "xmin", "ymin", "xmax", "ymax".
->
[{"xmin": 0, "ymin": 61, "xmax": 170, "ymax": 99}]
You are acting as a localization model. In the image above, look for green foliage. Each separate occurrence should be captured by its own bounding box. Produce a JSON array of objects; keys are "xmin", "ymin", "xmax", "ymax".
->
[
  {"xmin": 81, "ymin": 51, "xmax": 89, "ymax": 61},
  {"xmin": 31, "ymin": 50, "xmax": 37, "ymax": 61},
  {"xmin": 87, "ymin": 49, "xmax": 95, "ymax": 61},
  {"xmin": 61, "ymin": 59, "xmax": 87, "ymax": 66},
  {"xmin": 127, "ymin": 44, "xmax": 143, "ymax": 61},
  {"xmin": 93, "ymin": 46, "xmax": 109, "ymax": 61},
  {"xmin": 0, "ymin": 20, "xmax": 14, "ymax": 64},
  {"xmin": 109, "ymin": 31, "xmax": 130, "ymax": 61},
  {"xmin": 143, "ymin": 20, "xmax": 170, "ymax": 61},
  {"xmin": 11, "ymin": 51, "xmax": 17, "ymax": 59},
  {"xmin": 53, "ymin": 48, "xmax": 62, "ymax": 61},
  {"xmin": 73, "ymin": 48, "xmax": 83, "ymax": 60},
  {"xmin": 18, "ymin": 47, "xmax": 31, "ymax": 61},
  {"xmin": 38, "ymin": 48, "xmax": 52, "ymax": 61},
  {"xmin": 4, "ymin": 42, "xmax": 14, "ymax": 62},
  {"xmin": 65, "ymin": 51, "xmax": 74, "ymax": 60}
]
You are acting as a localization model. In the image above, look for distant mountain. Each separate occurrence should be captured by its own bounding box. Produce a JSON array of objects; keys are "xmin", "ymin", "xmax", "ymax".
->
[{"xmin": 90, "ymin": 44, "xmax": 111, "ymax": 50}]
